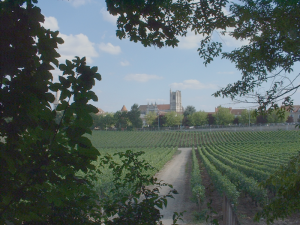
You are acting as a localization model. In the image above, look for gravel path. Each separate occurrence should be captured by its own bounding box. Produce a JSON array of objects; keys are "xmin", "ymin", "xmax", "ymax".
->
[{"xmin": 154, "ymin": 148, "xmax": 197, "ymax": 225}]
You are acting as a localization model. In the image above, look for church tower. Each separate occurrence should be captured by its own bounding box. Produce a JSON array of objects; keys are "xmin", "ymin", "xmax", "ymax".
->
[{"xmin": 170, "ymin": 89, "xmax": 183, "ymax": 112}]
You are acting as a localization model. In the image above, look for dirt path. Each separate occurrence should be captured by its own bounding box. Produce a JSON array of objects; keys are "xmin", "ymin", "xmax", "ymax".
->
[{"xmin": 154, "ymin": 148, "xmax": 198, "ymax": 225}]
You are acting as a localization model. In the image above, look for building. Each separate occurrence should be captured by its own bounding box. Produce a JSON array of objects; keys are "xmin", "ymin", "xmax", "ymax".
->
[
  {"xmin": 96, "ymin": 108, "xmax": 105, "ymax": 115},
  {"xmin": 121, "ymin": 105, "xmax": 128, "ymax": 112},
  {"xmin": 285, "ymin": 105, "xmax": 300, "ymax": 123},
  {"xmin": 139, "ymin": 89, "xmax": 184, "ymax": 126}
]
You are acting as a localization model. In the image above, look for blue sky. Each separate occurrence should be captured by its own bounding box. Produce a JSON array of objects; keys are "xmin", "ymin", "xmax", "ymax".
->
[{"xmin": 37, "ymin": 0, "xmax": 300, "ymax": 113}]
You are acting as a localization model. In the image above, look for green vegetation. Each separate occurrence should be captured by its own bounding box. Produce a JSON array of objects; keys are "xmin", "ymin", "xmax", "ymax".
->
[
  {"xmin": 94, "ymin": 147, "xmax": 177, "ymax": 203},
  {"xmin": 145, "ymin": 111, "xmax": 157, "ymax": 127},
  {"xmin": 89, "ymin": 130, "xmax": 300, "ymax": 148},
  {"xmin": 189, "ymin": 111, "xmax": 208, "ymax": 126},
  {"xmin": 164, "ymin": 111, "xmax": 183, "ymax": 127},
  {"xmin": 90, "ymin": 129, "xmax": 300, "ymax": 223},
  {"xmin": 239, "ymin": 109, "xmax": 256, "ymax": 125},
  {"xmin": 190, "ymin": 148, "xmax": 205, "ymax": 209},
  {"xmin": 214, "ymin": 106, "xmax": 235, "ymax": 125}
]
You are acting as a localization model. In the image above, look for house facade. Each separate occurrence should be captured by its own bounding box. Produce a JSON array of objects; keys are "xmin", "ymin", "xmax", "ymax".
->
[{"xmin": 287, "ymin": 105, "xmax": 300, "ymax": 122}]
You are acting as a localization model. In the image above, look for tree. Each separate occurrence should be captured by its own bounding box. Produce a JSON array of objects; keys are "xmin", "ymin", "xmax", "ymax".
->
[
  {"xmin": 145, "ymin": 111, "xmax": 157, "ymax": 127},
  {"xmin": 266, "ymin": 109, "xmax": 289, "ymax": 123},
  {"xmin": 0, "ymin": 1, "xmax": 177, "ymax": 223},
  {"xmin": 91, "ymin": 113, "xmax": 115, "ymax": 129},
  {"xmin": 183, "ymin": 105, "xmax": 196, "ymax": 126},
  {"xmin": 240, "ymin": 109, "xmax": 256, "ymax": 125},
  {"xmin": 214, "ymin": 106, "xmax": 234, "ymax": 125},
  {"xmin": 286, "ymin": 116, "xmax": 294, "ymax": 123},
  {"xmin": 164, "ymin": 111, "xmax": 183, "ymax": 127},
  {"xmin": 207, "ymin": 114, "xmax": 215, "ymax": 125},
  {"xmin": 154, "ymin": 114, "xmax": 167, "ymax": 128},
  {"xmin": 256, "ymin": 115, "xmax": 268, "ymax": 124},
  {"xmin": 90, "ymin": 112, "xmax": 103, "ymax": 129},
  {"xmin": 233, "ymin": 116, "xmax": 240, "ymax": 125},
  {"xmin": 1, "ymin": 1, "xmax": 102, "ymax": 223},
  {"xmin": 114, "ymin": 110, "xmax": 131, "ymax": 129},
  {"xmin": 189, "ymin": 111, "xmax": 208, "ymax": 126},
  {"xmin": 128, "ymin": 104, "xmax": 143, "ymax": 128},
  {"xmin": 104, "ymin": 113, "xmax": 116, "ymax": 128},
  {"xmin": 183, "ymin": 105, "xmax": 196, "ymax": 118}
]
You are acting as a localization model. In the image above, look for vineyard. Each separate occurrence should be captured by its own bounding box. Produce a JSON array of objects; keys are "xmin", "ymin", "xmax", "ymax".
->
[
  {"xmin": 88, "ymin": 130, "xmax": 300, "ymax": 223},
  {"xmin": 89, "ymin": 130, "xmax": 299, "ymax": 148}
]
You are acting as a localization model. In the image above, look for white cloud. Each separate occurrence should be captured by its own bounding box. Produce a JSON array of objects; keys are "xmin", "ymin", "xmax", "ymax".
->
[
  {"xmin": 98, "ymin": 43, "xmax": 121, "ymax": 55},
  {"xmin": 124, "ymin": 74, "xmax": 163, "ymax": 82},
  {"xmin": 120, "ymin": 60, "xmax": 130, "ymax": 66},
  {"xmin": 100, "ymin": 8, "xmax": 118, "ymax": 25},
  {"xmin": 58, "ymin": 33, "xmax": 98, "ymax": 64},
  {"xmin": 178, "ymin": 32, "xmax": 204, "ymax": 49},
  {"xmin": 170, "ymin": 80, "xmax": 217, "ymax": 90},
  {"xmin": 68, "ymin": 0, "xmax": 91, "ymax": 7},
  {"xmin": 41, "ymin": 16, "xmax": 59, "ymax": 30}
]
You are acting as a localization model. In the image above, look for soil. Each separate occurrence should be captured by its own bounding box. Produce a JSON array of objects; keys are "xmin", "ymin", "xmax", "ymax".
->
[{"xmin": 155, "ymin": 147, "xmax": 300, "ymax": 225}]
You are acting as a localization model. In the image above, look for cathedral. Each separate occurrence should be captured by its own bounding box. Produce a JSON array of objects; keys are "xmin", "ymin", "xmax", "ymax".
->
[{"xmin": 139, "ymin": 89, "xmax": 183, "ymax": 125}]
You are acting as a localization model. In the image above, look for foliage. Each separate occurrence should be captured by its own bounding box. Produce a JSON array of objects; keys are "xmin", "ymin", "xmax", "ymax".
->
[
  {"xmin": 184, "ymin": 105, "xmax": 196, "ymax": 117},
  {"xmin": 206, "ymin": 199, "xmax": 219, "ymax": 225},
  {"xmin": 207, "ymin": 114, "xmax": 215, "ymax": 125},
  {"xmin": 182, "ymin": 116, "xmax": 191, "ymax": 126},
  {"xmin": 266, "ymin": 109, "xmax": 289, "ymax": 124},
  {"xmin": 113, "ymin": 104, "xmax": 143, "ymax": 129},
  {"xmin": 191, "ymin": 148, "xmax": 205, "ymax": 207},
  {"xmin": 101, "ymin": 150, "xmax": 178, "ymax": 225},
  {"xmin": 145, "ymin": 111, "xmax": 157, "ymax": 126},
  {"xmin": 198, "ymin": 146, "xmax": 240, "ymax": 206},
  {"xmin": 214, "ymin": 106, "xmax": 234, "ymax": 125},
  {"xmin": 154, "ymin": 114, "xmax": 167, "ymax": 128},
  {"xmin": 164, "ymin": 111, "xmax": 183, "ymax": 127},
  {"xmin": 128, "ymin": 104, "xmax": 143, "ymax": 128},
  {"xmin": 255, "ymin": 152, "xmax": 300, "ymax": 224},
  {"xmin": 256, "ymin": 115, "xmax": 268, "ymax": 124},
  {"xmin": 286, "ymin": 116, "xmax": 294, "ymax": 123},
  {"xmin": 114, "ymin": 110, "xmax": 131, "ymax": 129},
  {"xmin": 91, "ymin": 112, "xmax": 115, "ymax": 129},
  {"xmin": 0, "ymin": 0, "xmax": 103, "ymax": 223},
  {"xmin": 233, "ymin": 116, "xmax": 239, "ymax": 125},
  {"xmin": 240, "ymin": 109, "xmax": 256, "ymax": 125},
  {"xmin": 189, "ymin": 111, "xmax": 208, "ymax": 126}
]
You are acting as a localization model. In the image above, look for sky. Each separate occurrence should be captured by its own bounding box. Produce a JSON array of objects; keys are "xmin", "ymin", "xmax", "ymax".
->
[{"xmin": 37, "ymin": 0, "xmax": 300, "ymax": 113}]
